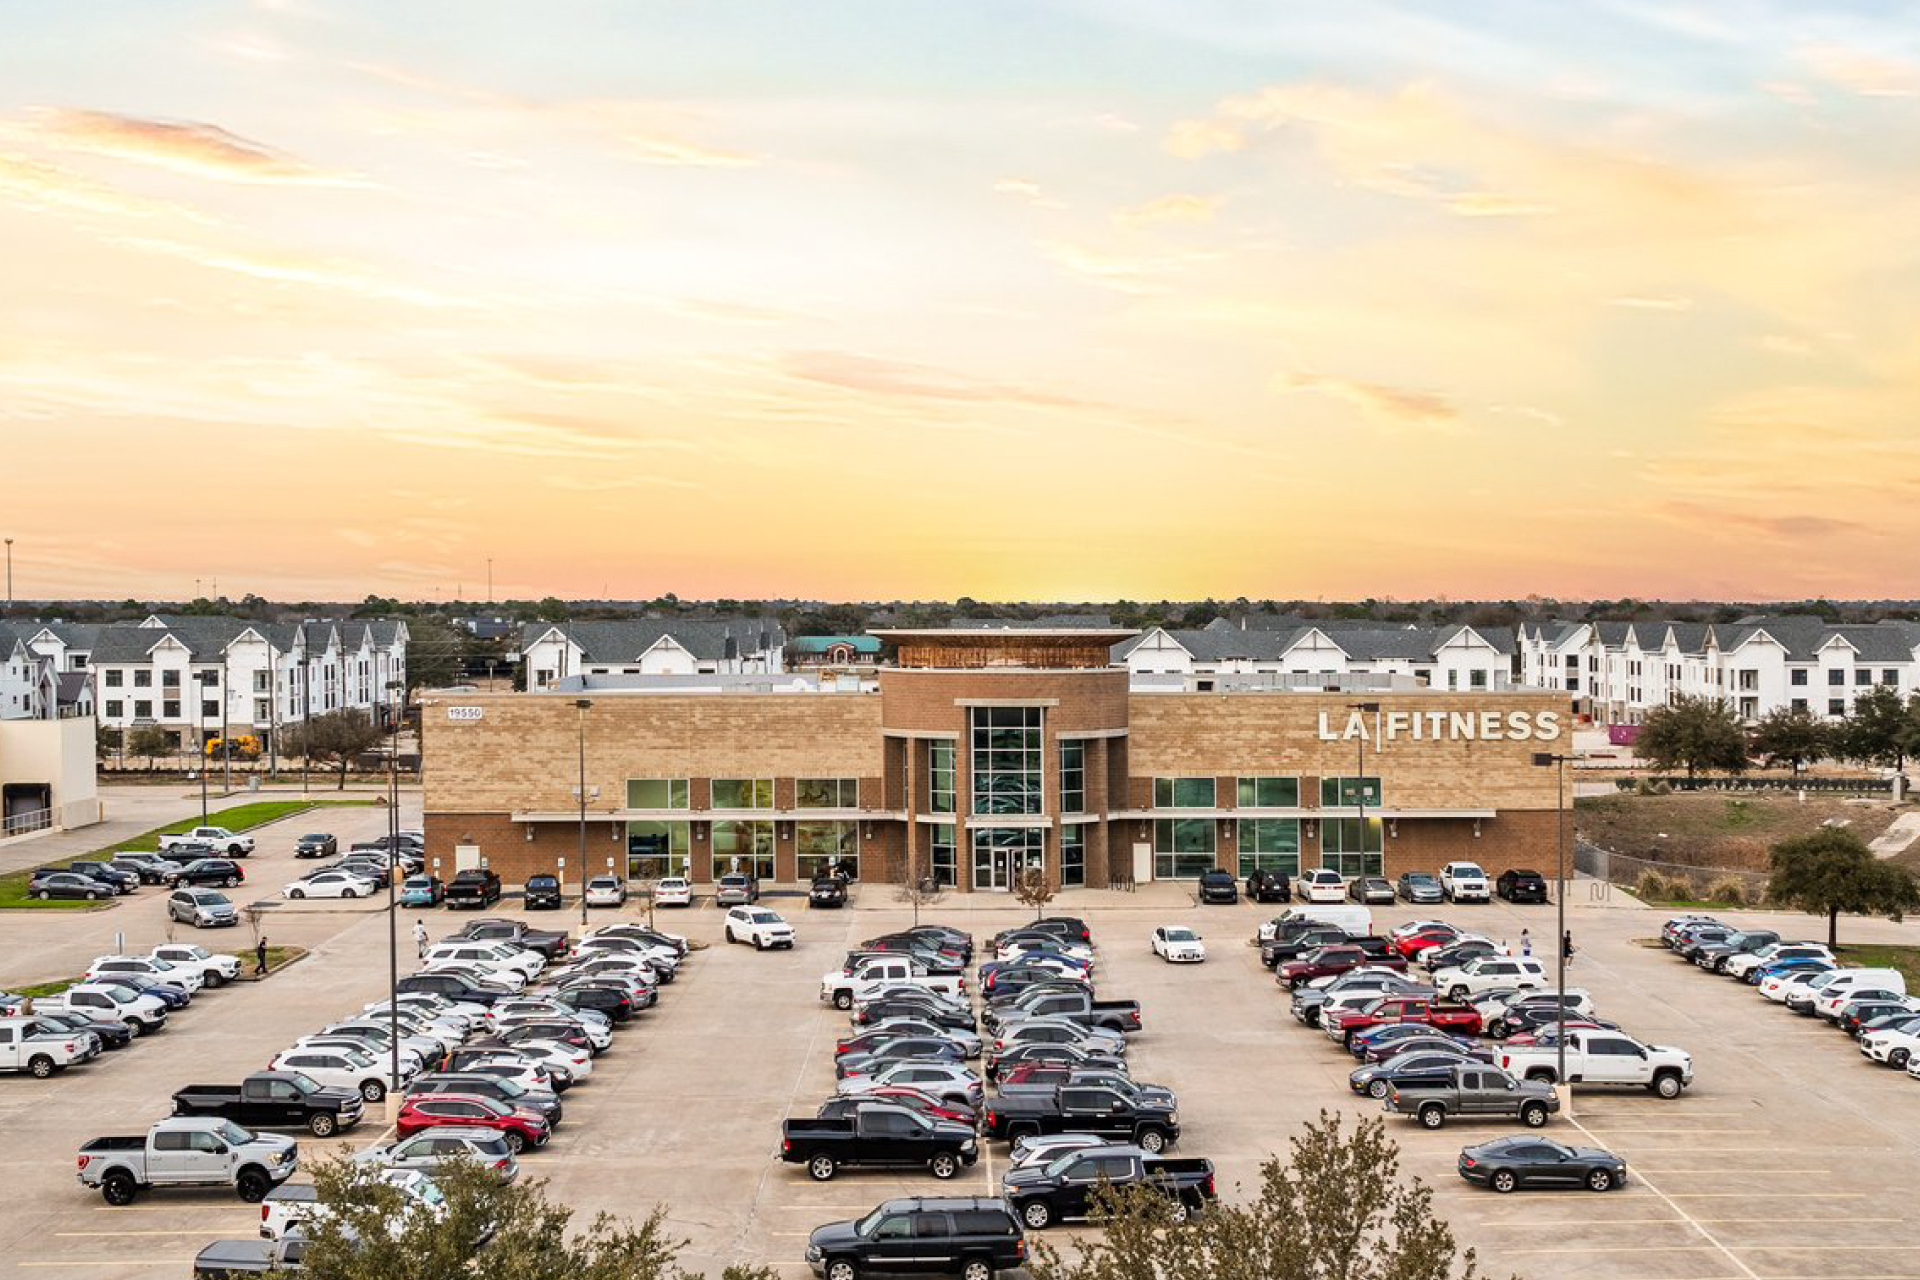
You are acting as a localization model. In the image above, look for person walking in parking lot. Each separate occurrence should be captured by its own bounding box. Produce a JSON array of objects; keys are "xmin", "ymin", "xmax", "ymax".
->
[
  {"xmin": 1562, "ymin": 930, "xmax": 1575, "ymax": 965},
  {"xmin": 1520, "ymin": 928, "xmax": 1532, "ymax": 957},
  {"xmin": 413, "ymin": 918, "xmax": 428, "ymax": 959},
  {"xmin": 253, "ymin": 935, "xmax": 269, "ymax": 975}
]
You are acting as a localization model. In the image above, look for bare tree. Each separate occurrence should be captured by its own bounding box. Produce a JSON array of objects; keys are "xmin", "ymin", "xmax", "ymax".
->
[{"xmin": 1015, "ymin": 865, "xmax": 1055, "ymax": 921}]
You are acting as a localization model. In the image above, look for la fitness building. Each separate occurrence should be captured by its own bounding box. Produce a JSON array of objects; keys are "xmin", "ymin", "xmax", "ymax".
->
[{"xmin": 421, "ymin": 628, "xmax": 1572, "ymax": 894}]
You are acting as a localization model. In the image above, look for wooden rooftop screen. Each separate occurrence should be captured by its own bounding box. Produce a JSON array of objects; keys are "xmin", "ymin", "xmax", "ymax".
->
[{"xmin": 871, "ymin": 629, "xmax": 1136, "ymax": 671}]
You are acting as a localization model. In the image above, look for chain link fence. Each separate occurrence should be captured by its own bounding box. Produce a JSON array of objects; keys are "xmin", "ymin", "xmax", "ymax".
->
[{"xmin": 1576, "ymin": 839, "xmax": 1770, "ymax": 903}]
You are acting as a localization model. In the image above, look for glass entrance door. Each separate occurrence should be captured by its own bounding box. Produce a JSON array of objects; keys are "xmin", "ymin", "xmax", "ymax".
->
[{"xmin": 972, "ymin": 827, "xmax": 1045, "ymax": 892}]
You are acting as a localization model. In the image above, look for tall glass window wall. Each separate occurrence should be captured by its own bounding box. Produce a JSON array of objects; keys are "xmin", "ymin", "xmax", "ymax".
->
[
  {"xmin": 1061, "ymin": 824, "xmax": 1086, "ymax": 887},
  {"xmin": 797, "ymin": 821, "xmax": 857, "ymax": 880},
  {"xmin": 1236, "ymin": 818, "xmax": 1300, "ymax": 877},
  {"xmin": 1320, "ymin": 818, "xmax": 1383, "ymax": 877},
  {"xmin": 930, "ymin": 824, "xmax": 957, "ymax": 887},
  {"xmin": 928, "ymin": 742, "xmax": 956, "ymax": 815},
  {"xmin": 972, "ymin": 826, "xmax": 1046, "ymax": 891},
  {"xmin": 627, "ymin": 821, "xmax": 690, "ymax": 879},
  {"xmin": 971, "ymin": 707, "xmax": 1043, "ymax": 816},
  {"xmin": 1059, "ymin": 741, "xmax": 1086, "ymax": 813},
  {"xmin": 1154, "ymin": 818, "xmax": 1216, "ymax": 879},
  {"xmin": 712, "ymin": 819, "xmax": 775, "ymax": 880}
]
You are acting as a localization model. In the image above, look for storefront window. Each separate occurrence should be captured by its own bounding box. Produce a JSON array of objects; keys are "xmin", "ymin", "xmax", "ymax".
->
[
  {"xmin": 971, "ymin": 707, "xmax": 1043, "ymax": 816},
  {"xmin": 1237, "ymin": 818, "xmax": 1300, "ymax": 878},
  {"xmin": 1153, "ymin": 777, "xmax": 1216, "ymax": 808},
  {"xmin": 797, "ymin": 778, "xmax": 858, "ymax": 809},
  {"xmin": 928, "ymin": 742, "xmax": 956, "ymax": 815},
  {"xmin": 626, "ymin": 820, "xmax": 690, "ymax": 879},
  {"xmin": 1061, "ymin": 824, "xmax": 1086, "ymax": 887},
  {"xmin": 1059, "ymin": 741, "xmax": 1086, "ymax": 813},
  {"xmin": 1321, "ymin": 818, "xmax": 1383, "ymax": 877},
  {"xmin": 1319, "ymin": 777, "xmax": 1382, "ymax": 807},
  {"xmin": 1153, "ymin": 818, "xmax": 1215, "ymax": 879},
  {"xmin": 1236, "ymin": 776, "xmax": 1299, "ymax": 808},
  {"xmin": 627, "ymin": 779, "xmax": 689, "ymax": 810},
  {"xmin": 712, "ymin": 778, "xmax": 773, "ymax": 809},
  {"xmin": 972, "ymin": 826, "xmax": 1045, "ymax": 890},
  {"xmin": 930, "ymin": 823, "xmax": 957, "ymax": 887},
  {"xmin": 712, "ymin": 819, "xmax": 775, "ymax": 879},
  {"xmin": 797, "ymin": 820, "xmax": 857, "ymax": 880}
]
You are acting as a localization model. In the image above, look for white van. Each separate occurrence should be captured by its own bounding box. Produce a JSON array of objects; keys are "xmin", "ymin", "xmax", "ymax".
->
[
  {"xmin": 1801, "ymin": 969, "xmax": 1905, "ymax": 1018},
  {"xmin": 1257, "ymin": 905, "xmax": 1372, "ymax": 942}
]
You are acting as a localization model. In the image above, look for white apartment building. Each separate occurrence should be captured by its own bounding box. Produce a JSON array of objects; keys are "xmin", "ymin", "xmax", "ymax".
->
[
  {"xmin": 27, "ymin": 614, "xmax": 408, "ymax": 750},
  {"xmin": 519, "ymin": 619, "xmax": 785, "ymax": 690},
  {"xmin": 1518, "ymin": 616, "xmax": 1920, "ymax": 725},
  {"xmin": 1116, "ymin": 618, "xmax": 1519, "ymax": 692},
  {"xmin": 0, "ymin": 624, "xmax": 59, "ymax": 720}
]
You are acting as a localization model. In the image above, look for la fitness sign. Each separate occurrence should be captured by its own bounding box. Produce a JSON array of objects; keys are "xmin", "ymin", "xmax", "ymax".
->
[{"xmin": 1318, "ymin": 707, "xmax": 1563, "ymax": 744}]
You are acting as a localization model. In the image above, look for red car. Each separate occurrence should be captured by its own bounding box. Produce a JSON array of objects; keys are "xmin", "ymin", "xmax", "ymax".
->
[
  {"xmin": 1325, "ymin": 995, "xmax": 1483, "ymax": 1046},
  {"xmin": 1392, "ymin": 926, "xmax": 1459, "ymax": 961},
  {"xmin": 396, "ymin": 1092, "xmax": 550, "ymax": 1152},
  {"xmin": 845, "ymin": 1085, "xmax": 977, "ymax": 1125},
  {"xmin": 1275, "ymin": 945, "xmax": 1373, "ymax": 989}
]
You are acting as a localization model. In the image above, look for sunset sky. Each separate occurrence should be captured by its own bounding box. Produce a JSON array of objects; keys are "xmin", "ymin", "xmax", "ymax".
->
[{"xmin": 5, "ymin": 1, "xmax": 1919, "ymax": 603}]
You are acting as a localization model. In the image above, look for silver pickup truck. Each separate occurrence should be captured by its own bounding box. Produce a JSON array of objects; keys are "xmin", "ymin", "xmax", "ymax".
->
[
  {"xmin": 1382, "ymin": 1063, "xmax": 1559, "ymax": 1130},
  {"xmin": 77, "ymin": 1117, "xmax": 297, "ymax": 1204}
]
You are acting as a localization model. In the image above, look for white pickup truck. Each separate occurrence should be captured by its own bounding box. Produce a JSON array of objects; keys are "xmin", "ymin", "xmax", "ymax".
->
[
  {"xmin": 77, "ymin": 1117, "xmax": 296, "ymax": 1204},
  {"xmin": 39, "ymin": 983, "xmax": 170, "ymax": 1037},
  {"xmin": 821, "ymin": 956, "xmax": 966, "ymax": 1011},
  {"xmin": 1497, "ymin": 1029, "xmax": 1694, "ymax": 1098},
  {"xmin": 0, "ymin": 1015, "xmax": 99, "ymax": 1077},
  {"xmin": 159, "ymin": 826, "xmax": 255, "ymax": 857},
  {"xmin": 1439, "ymin": 861, "xmax": 1491, "ymax": 903}
]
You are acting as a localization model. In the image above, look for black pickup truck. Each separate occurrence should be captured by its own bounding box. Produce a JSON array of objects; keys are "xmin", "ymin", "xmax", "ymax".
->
[
  {"xmin": 781, "ymin": 1103, "xmax": 979, "ymax": 1181},
  {"xmin": 1259, "ymin": 925, "xmax": 1353, "ymax": 968},
  {"xmin": 983, "ymin": 1085, "xmax": 1181, "ymax": 1153},
  {"xmin": 171, "ymin": 1071, "xmax": 366, "ymax": 1138},
  {"xmin": 1001, "ymin": 1143, "xmax": 1215, "ymax": 1229},
  {"xmin": 456, "ymin": 917, "xmax": 570, "ymax": 959},
  {"xmin": 982, "ymin": 990, "xmax": 1142, "ymax": 1035},
  {"xmin": 444, "ymin": 870, "xmax": 503, "ymax": 909}
]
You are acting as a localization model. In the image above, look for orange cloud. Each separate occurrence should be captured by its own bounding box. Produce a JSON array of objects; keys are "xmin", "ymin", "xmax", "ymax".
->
[
  {"xmin": 1115, "ymin": 193, "xmax": 1221, "ymax": 227},
  {"xmin": 1278, "ymin": 371, "xmax": 1460, "ymax": 431},
  {"xmin": 783, "ymin": 350, "xmax": 1098, "ymax": 411},
  {"xmin": 30, "ymin": 108, "xmax": 364, "ymax": 185}
]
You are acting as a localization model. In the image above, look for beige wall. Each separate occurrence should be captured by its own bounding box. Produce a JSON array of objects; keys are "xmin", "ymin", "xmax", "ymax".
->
[
  {"xmin": 1126, "ymin": 691, "xmax": 1570, "ymax": 811},
  {"xmin": 0, "ymin": 716, "xmax": 102, "ymax": 830},
  {"xmin": 421, "ymin": 691, "xmax": 885, "ymax": 816}
]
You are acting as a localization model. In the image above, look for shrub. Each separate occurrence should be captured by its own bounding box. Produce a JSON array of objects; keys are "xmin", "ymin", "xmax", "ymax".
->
[
  {"xmin": 1635, "ymin": 870, "xmax": 1674, "ymax": 900},
  {"xmin": 1650, "ymin": 780, "xmax": 1674, "ymax": 796},
  {"xmin": 1706, "ymin": 876, "xmax": 1749, "ymax": 906}
]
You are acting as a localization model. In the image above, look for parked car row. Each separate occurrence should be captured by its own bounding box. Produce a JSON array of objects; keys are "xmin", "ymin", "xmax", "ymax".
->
[
  {"xmin": 1662, "ymin": 914, "xmax": 1920, "ymax": 1079},
  {"xmin": 1223, "ymin": 861, "xmax": 1550, "ymax": 908},
  {"xmin": 1, "ymin": 941, "xmax": 247, "ymax": 1078}
]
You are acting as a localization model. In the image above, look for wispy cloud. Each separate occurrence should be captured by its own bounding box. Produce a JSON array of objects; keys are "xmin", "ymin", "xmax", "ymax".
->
[
  {"xmin": 1115, "ymin": 193, "xmax": 1221, "ymax": 228},
  {"xmin": 28, "ymin": 108, "xmax": 367, "ymax": 185},
  {"xmin": 1609, "ymin": 293, "xmax": 1693, "ymax": 311},
  {"xmin": 1278, "ymin": 371, "xmax": 1461, "ymax": 431},
  {"xmin": 1799, "ymin": 43, "xmax": 1920, "ymax": 98},
  {"xmin": 782, "ymin": 350, "xmax": 1098, "ymax": 411}
]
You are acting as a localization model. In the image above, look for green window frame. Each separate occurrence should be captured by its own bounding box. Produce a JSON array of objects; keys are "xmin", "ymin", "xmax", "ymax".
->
[
  {"xmin": 796, "ymin": 777, "xmax": 858, "ymax": 809},
  {"xmin": 1318, "ymin": 776, "xmax": 1382, "ymax": 807},
  {"xmin": 1235, "ymin": 776, "xmax": 1299, "ymax": 808},
  {"xmin": 1153, "ymin": 777, "xmax": 1216, "ymax": 809},
  {"xmin": 1059, "ymin": 741, "xmax": 1086, "ymax": 813},
  {"xmin": 928, "ymin": 742, "xmax": 956, "ymax": 815},
  {"xmin": 626, "ymin": 779, "xmax": 689, "ymax": 810},
  {"xmin": 1153, "ymin": 818, "xmax": 1216, "ymax": 879},
  {"xmin": 1060, "ymin": 824, "xmax": 1086, "ymax": 887},
  {"xmin": 930, "ymin": 823, "xmax": 957, "ymax": 887},
  {"xmin": 626, "ymin": 820, "xmax": 690, "ymax": 879},
  {"xmin": 1236, "ymin": 818, "xmax": 1300, "ymax": 878},
  {"xmin": 711, "ymin": 778, "xmax": 773, "ymax": 809},
  {"xmin": 711, "ymin": 819, "xmax": 775, "ymax": 879},
  {"xmin": 796, "ymin": 821, "xmax": 857, "ymax": 880},
  {"xmin": 1321, "ymin": 818, "xmax": 1383, "ymax": 878}
]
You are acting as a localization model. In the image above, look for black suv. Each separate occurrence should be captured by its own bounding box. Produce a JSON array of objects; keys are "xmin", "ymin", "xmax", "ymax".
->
[
  {"xmin": 1245, "ymin": 868, "xmax": 1290, "ymax": 902},
  {"xmin": 524, "ymin": 874, "xmax": 563, "ymax": 910},
  {"xmin": 1197, "ymin": 870, "xmax": 1239, "ymax": 904},
  {"xmin": 810, "ymin": 876, "xmax": 848, "ymax": 909},
  {"xmin": 1496, "ymin": 868, "xmax": 1550, "ymax": 903},
  {"xmin": 807, "ymin": 1197, "xmax": 1026, "ymax": 1280},
  {"xmin": 175, "ymin": 858, "xmax": 245, "ymax": 887}
]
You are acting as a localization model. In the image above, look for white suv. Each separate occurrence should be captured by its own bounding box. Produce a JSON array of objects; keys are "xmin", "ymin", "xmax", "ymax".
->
[
  {"xmin": 1439, "ymin": 862, "xmax": 1491, "ymax": 903},
  {"xmin": 1297, "ymin": 870, "xmax": 1346, "ymax": 903},
  {"xmin": 724, "ymin": 906, "xmax": 795, "ymax": 950},
  {"xmin": 653, "ymin": 877, "xmax": 693, "ymax": 907},
  {"xmin": 151, "ymin": 944, "xmax": 242, "ymax": 988},
  {"xmin": 1435, "ymin": 955, "xmax": 1548, "ymax": 1001}
]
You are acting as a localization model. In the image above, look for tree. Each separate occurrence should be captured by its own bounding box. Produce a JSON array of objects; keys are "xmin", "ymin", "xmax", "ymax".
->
[
  {"xmin": 1837, "ymin": 687, "xmax": 1920, "ymax": 774},
  {"xmin": 1028, "ymin": 1111, "xmax": 1478, "ymax": 1280},
  {"xmin": 281, "ymin": 711, "xmax": 384, "ymax": 790},
  {"xmin": 1768, "ymin": 827, "xmax": 1920, "ymax": 948},
  {"xmin": 299, "ymin": 1155, "xmax": 777, "ymax": 1280},
  {"xmin": 1750, "ymin": 707, "xmax": 1830, "ymax": 776},
  {"xmin": 1014, "ymin": 864, "xmax": 1056, "ymax": 921},
  {"xmin": 895, "ymin": 836, "xmax": 946, "ymax": 927},
  {"xmin": 126, "ymin": 726, "xmax": 172, "ymax": 762},
  {"xmin": 405, "ymin": 615, "xmax": 472, "ymax": 691},
  {"xmin": 1634, "ymin": 696, "xmax": 1749, "ymax": 780},
  {"xmin": 537, "ymin": 596, "xmax": 571, "ymax": 622}
]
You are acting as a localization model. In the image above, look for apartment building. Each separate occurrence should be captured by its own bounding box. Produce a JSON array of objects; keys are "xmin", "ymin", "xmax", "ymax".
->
[
  {"xmin": 518, "ymin": 618, "xmax": 786, "ymax": 690},
  {"xmin": 25, "ymin": 614, "xmax": 407, "ymax": 749},
  {"xmin": 1117, "ymin": 618, "xmax": 1518, "ymax": 693},
  {"xmin": 1518, "ymin": 616, "xmax": 1920, "ymax": 725}
]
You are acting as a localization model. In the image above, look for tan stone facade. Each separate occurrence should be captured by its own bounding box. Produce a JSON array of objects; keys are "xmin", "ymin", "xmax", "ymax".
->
[{"xmin": 423, "ymin": 670, "xmax": 1573, "ymax": 895}]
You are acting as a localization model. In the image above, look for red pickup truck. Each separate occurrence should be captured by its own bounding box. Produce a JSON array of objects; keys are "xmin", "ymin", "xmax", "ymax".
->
[
  {"xmin": 1324, "ymin": 994, "xmax": 1483, "ymax": 1046},
  {"xmin": 1275, "ymin": 945, "xmax": 1408, "ymax": 990}
]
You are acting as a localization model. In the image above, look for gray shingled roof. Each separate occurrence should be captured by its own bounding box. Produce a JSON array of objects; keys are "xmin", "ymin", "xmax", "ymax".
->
[
  {"xmin": 523, "ymin": 618, "xmax": 786, "ymax": 663},
  {"xmin": 1118, "ymin": 622, "xmax": 1515, "ymax": 665}
]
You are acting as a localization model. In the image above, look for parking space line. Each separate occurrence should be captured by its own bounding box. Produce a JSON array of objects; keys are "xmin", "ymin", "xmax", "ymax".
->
[
  {"xmin": 1569, "ymin": 1118, "xmax": 1762, "ymax": 1280},
  {"xmin": 54, "ymin": 1230, "xmax": 223, "ymax": 1237}
]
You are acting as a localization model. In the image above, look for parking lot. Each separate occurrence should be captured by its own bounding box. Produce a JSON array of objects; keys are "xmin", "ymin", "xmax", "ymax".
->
[{"xmin": 4, "ymin": 861, "xmax": 1920, "ymax": 1279}]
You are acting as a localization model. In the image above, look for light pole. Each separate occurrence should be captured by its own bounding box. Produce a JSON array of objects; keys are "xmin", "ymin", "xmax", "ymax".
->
[
  {"xmin": 1346, "ymin": 701, "xmax": 1381, "ymax": 879},
  {"xmin": 1532, "ymin": 750, "xmax": 1574, "ymax": 1091},
  {"xmin": 385, "ymin": 679, "xmax": 404, "ymax": 1118},
  {"xmin": 4, "ymin": 537, "xmax": 12, "ymax": 612},
  {"xmin": 575, "ymin": 698, "xmax": 591, "ymax": 925}
]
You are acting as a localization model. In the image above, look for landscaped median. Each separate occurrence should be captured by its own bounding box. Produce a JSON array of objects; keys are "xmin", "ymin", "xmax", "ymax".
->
[
  {"xmin": 0, "ymin": 798, "xmax": 373, "ymax": 910},
  {"xmin": 6, "ymin": 946, "xmax": 310, "ymax": 1001}
]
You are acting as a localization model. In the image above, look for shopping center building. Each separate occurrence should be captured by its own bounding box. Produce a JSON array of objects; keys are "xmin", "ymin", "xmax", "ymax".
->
[{"xmin": 421, "ymin": 628, "xmax": 1572, "ymax": 894}]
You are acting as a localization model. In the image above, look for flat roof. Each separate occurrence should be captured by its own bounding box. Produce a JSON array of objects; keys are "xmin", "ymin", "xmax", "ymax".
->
[{"xmin": 869, "ymin": 628, "xmax": 1138, "ymax": 640}]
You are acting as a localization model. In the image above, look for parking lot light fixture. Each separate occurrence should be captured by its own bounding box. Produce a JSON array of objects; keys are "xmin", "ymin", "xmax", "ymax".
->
[
  {"xmin": 575, "ymin": 698, "xmax": 591, "ymax": 925},
  {"xmin": 1532, "ymin": 750, "xmax": 1574, "ymax": 1097},
  {"xmin": 385, "ymin": 679, "xmax": 404, "ymax": 1122},
  {"xmin": 1346, "ymin": 702, "xmax": 1381, "ymax": 882}
]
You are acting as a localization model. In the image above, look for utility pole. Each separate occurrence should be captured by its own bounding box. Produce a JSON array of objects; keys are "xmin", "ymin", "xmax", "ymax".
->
[
  {"xmin": 4, "ymin": 537, "xmax": 12, "ymax": 612},
  {"xmin": 576, "ymin": 698, "xmax": 592, "ymax": 925},
  {"xmin": 1345, "ymin": 701, "xmax": 1381, "ymax": 878},
  {"xmin": 1533, "ymin": 750, "xmax": 1575, "ymax": 1104},
  {"xmin": 385, "ymin": 679, "xmax": 403, "ymax": 1121},
  {"xmin": 486, "ymin": 558, "xmax": 493, "ymax": 604}
]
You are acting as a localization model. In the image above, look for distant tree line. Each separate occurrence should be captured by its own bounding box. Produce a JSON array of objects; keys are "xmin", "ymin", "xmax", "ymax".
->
[{"xmin": 1636, "ymin": 688, "xmax": 1920, "ymax": 779}]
